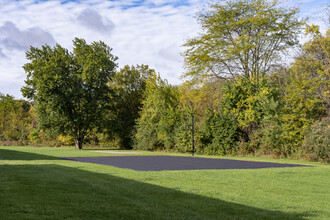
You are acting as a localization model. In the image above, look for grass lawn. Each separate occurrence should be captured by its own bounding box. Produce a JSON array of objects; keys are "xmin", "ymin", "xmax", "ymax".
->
[{"xmin": 0, "ymin": 146, "xmax": 329, "ymax": 219}]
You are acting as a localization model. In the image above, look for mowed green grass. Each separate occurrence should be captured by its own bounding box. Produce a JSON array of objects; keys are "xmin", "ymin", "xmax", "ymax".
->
[{"xmin": 0, "ymin": 146, "xmax": 329, "ymax": 219}]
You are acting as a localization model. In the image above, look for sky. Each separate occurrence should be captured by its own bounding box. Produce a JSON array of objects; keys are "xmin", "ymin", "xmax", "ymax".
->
[{"xmin": 0, "ymin": 0, "xmax": 329, "ymax": 98}]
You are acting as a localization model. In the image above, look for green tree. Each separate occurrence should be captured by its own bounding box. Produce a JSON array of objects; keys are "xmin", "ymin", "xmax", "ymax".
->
[
  {"xmin": 21, "ymin": 38, "xmax": 117, "ymax": 149},
  {"xmin": 280, "ymin": 27, "xmax": 329, "ymax": 151},
  {"xmin": 221, "ymin": 77, "xmax": 279, "ymax": 136},
  {"xmin": 109, "ymin": 65, "xmax": 155, "ymax": 149},
  {"xmin": 183, "ymin": 0, "xmax": 304, "ymax": 82},
  {"xmin": 174, "ymin": 80, "xmax": 225, "ymax": 153},
  {"xmin": 134, "ymin": 75, "xmax": 180, "ymax": 150},
  {"xmin": 0, "ymin": 93, "xmax": 33, "ymax": 142},
  {"xmin": 200, "ymin": 108, "xmax": 241, "ymax": 155},
  {"xmin": 179, "ymin": 79, "xmax": 223, "ymax": 117},
  {"xmin": 0, "ymin": 93, "xmax": 16, "ymax": 141},
  {"xmin": 302, "ymin": 116, "xmax": 330, "ymax": 163}
]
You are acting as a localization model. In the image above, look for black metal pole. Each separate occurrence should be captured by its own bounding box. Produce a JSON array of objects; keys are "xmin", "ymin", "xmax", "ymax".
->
[{"xmin": 191, "ymin": 113, "xmax": 194, "ymax": 156}]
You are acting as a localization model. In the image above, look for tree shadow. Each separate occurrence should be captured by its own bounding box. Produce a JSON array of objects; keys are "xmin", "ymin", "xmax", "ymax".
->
[
  {"xmin": 0, "ymin": 148, "xmax": 60, "ymax": 160},
  {"xmin": 0, "ymin": 162, "xmax": 316, "ymax": 219},
  {"xmin": 85, "ymin": 148, "xmax": 134, "ymax": 151}
]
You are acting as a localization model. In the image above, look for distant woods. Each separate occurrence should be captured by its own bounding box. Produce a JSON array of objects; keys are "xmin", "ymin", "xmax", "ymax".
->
[{"xmin": 1, "ymin": 0, "xmax": 329, "ymax": 162}]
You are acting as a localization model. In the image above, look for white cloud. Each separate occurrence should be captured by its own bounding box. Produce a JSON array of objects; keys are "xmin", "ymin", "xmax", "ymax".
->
[
  {"xmin": 0, "ymin": 21, "xmax": 56, "ymax": 51},
  {"xmin": 0, "ymin": 0, "xmax": 327, "ymax": 98},
  {"xmin": 0, "ymin": 49, "xmax": 27, "ymax": 98},
  {"xmin": 77, "ymin": 8, "xmax": 115, "ymax": 34},
  {"xmin": 0, "ymin": 48, "xmax": 6, "ymax": 58},
  {"xmin": 285, "ymin": 0, "xmax": 329, "ymax": 34},
  {"xmin": 0, "ymin": 0, "xmax": 203, "ymax": 98},
  {"xmin": 157, "ymin": 44, "xmax": 181, "ymax": 62}
]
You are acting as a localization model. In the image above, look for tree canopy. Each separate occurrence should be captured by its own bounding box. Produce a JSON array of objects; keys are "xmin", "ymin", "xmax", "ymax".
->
[
  {"xmin": 108, "ymin": 65, "xmax": 156, "ymax": 148},
  {"xmin": 134, "ymin": 75, "xmax": 180, "ymax": 150},
  {"xmin": 183, "ymin": 0, "xmax": 305, "ymax": 82},
  {"xmin": 0, "ymin": 93, "xmax": 33, "ymax": 143},
  {"xmin": 21, "ymin": 38, "xmax": 117, "ymax": 149}
]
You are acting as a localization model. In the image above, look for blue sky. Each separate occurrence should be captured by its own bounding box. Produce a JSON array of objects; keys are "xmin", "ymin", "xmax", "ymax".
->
[{"xmin": 0, "ymin": 0, "xmax": 328, "ymax": 98}]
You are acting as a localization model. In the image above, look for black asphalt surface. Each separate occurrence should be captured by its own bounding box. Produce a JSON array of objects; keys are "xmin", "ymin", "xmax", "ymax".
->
[{"xmin": 61, "ymin": 156, "xmax": 308, "ymax": 171}]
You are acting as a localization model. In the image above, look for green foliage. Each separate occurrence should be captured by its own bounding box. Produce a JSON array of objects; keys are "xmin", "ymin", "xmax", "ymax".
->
[
  {"xmin": 58, "ymin": 134, "xmax": 75, "ymax": 146},
  {"xmin": 109, "ymin": 65, "xmax": 155, "ymax": 149},
  {"xmin": 175, "ymin": 80, "xmax": 225, "ymax": 154},
  {"xmin": 178, "ymin": 0, "xmax": 329, "ymax": 162},
  {"xmin": 249, "ymin": 119, "xmax": 287, "ymax": 157},
  {"xmin": 134, "ymin": 75, "xmax": 180, "ymax": 150},
  {"xmin": 21, "ymin": 38, "xmax": 117, "ymax": 149},
  {"xmin": 183, "ymin": 0, "xmax": 304, "ymax": 82},
  {"xmin": 28, "ymin": 129, "xmax": 39, "ymax": 144},
  {"xmin": 172, "ymin": 109, "xmax": 192, "ymax": 153},
  {"xmin": 221, "ymin": 77, "xmax": 279, "ymax": 136},
  {"xmin": 179, "ymin": 79, "xmax": 224, "ymax": 115},
  {"xmin": 0, "ymin": 93, "xmax": 34, "ymax": 143},
  {"xmin": 280, "ymin": 28, "xmax": 329, "ymax": 151},
  {"xmin": 200, "ymin": 109, "xmax": 241, "ymax": 155},
  {"xmin": 302, "ymin": 117, "xmax": 330, "ymax": 163},
  {"xmin": 0, "ymin": 93, "xmax": 16, "ymax": 141}
]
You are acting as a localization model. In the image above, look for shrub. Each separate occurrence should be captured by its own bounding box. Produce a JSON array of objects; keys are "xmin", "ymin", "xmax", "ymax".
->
[
  {"xmin": 58, "ymin": 134, "xmax": 75, "ymax": 146},
  {"xmin": 173, "ymin": 112, "xmax": 193, "ymax": 153},
  {"xmin": 28, "ymin": 129, "xmax": 40, "ymax": 143},
  {"xmin": 249, "ymin": 121, "xmax": 289, "ymax": 157},
  {"xmin": 200, "ymin": 109, "xmax": 241, "ymax": 155},
  {"xmin": 302, "ymin": 117, "xmax": 330, "ymax": 163}
]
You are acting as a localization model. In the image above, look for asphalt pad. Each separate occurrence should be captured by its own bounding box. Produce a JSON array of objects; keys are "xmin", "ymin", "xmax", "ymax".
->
[{"xmin": 61, "ymin": 156, "xmax": 308, "ymax": 171}]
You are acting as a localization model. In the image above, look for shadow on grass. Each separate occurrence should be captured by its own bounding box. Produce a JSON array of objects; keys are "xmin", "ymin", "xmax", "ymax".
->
[
  {"xmin": 0, "ymin": 148, "xmax": 60, "ymax": 160},
  {"xmin": 0, "ymin": 164, "xmax": 315, "ymax": 219},
  {"xmin": 84, "ymin": 148, "xmax": 132, "ymax": 151}
]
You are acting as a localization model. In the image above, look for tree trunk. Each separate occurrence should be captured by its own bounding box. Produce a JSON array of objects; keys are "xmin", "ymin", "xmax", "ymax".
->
[
  {"xmin": 75, "ymin": 137, "xmax": 83, "ymax": 150},
  {"xmin": 74, "ymin": 128, "xmax": 85, "ymax": 150}
]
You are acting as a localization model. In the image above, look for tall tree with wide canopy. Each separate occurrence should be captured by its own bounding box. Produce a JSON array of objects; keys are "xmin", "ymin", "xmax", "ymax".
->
[
  {"xmin": 183, "ymin": 0, "xmax": 305, "ymax": 82},
  {"xmin": 109, "ymin": 65, "xmax": 155, "ymax": 149},
  {"xmin": 22, "ymin": 38, "xmax": 117, "ymax": 149}
]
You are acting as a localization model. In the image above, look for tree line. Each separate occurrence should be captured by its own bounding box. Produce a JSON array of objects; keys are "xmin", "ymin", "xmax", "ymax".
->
[{"xmin": 0, "ymin": 0, "xmax": 329, "ymax": 162}]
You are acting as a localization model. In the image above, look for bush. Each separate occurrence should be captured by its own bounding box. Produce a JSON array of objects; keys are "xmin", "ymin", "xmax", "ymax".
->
[
  {"xmin": 28, "ymin": 129, "xmax": 40, "ymax": 143},
  {"xmin": 200, "ymin": 109, "xmax": 241, "ymax": 155},
  {"xmin": 302, "ymin": 117, "xmax": 330, "ymax": 163},
  {"xmin": 173, "ymin": 112, "xmax": 193, "ymax": 153},
  {"xmin": 248, "ymin": 121, "xmax": 288, "ymax": 157},
  {"xmin": 58, "ymin": 134, "xmax": 75, "ymax": 146}
]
